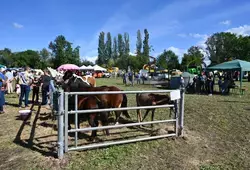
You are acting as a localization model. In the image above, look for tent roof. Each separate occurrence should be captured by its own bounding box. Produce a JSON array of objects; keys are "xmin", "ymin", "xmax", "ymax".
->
[
  {"xmin": 208, "ymin": 59, "xmax": 250, "ymax": 71},
  {"xmin": 80, "ymin": 65, "xmax": 86, "ymax": 69},
  {"xmin": 93, "ymin": 65, "xmax": 107, "ymax": 71},
  {"xmin": 172, "ymin": 72, "xmax": 195, "ymax": 78}
]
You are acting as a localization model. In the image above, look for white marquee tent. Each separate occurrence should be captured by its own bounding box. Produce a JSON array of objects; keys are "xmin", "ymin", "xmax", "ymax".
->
[{"xmin": 93, "ymin": 65, "xmax": 107, "ymax": 71}]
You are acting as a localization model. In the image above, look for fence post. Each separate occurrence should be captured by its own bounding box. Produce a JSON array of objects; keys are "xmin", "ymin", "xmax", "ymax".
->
[
  {"xmin": 57, "ymin": 88, "xmax": 64, "ymax": 159},
  {"xmin": 174, "ymin": 99, "xmax": 179, "ymax": 137},
  {"xmin": 179, "ymin": 85, "xmax": 185, "ymax": 137}
]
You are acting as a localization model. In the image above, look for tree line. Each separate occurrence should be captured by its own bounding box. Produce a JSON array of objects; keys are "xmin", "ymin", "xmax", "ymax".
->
[
  {"xmin": 96, "ymin": 29, "xmax": 152, "ymax": 71},
  {"xmin": 1, "ymin": 31, "xmax": 250, "ymax": 71},
  {"xmin": 0, "ymin": 35, "xmax": 94, "ymax": 69}
]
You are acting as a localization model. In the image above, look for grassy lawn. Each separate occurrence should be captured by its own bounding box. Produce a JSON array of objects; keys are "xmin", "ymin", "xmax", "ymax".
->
[{"xmin": 0, "ymin": 78, "xmax": 250, "ymax": 170}]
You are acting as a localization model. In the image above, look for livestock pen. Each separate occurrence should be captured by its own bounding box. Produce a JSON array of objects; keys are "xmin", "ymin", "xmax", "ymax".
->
[{"xmin": 53, "ymin": 88, "xmax": 185, "ymax": 159}]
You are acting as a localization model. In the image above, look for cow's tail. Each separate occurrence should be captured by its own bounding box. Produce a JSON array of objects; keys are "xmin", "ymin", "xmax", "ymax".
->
[{"xmin": 121, "ymin": 93, "xmax": 131, "ymax": 119}]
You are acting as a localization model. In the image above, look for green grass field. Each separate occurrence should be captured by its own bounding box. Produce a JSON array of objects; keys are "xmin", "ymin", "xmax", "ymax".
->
[{"xmin": 0, "ymin": 78, "xmax": 250, "ymax": 170}]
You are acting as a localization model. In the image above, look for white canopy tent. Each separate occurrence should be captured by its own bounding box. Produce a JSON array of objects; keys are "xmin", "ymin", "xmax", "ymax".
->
[
  {"xmin": 80, "ymin": 65, "xmax": 94, "ymax": 70},
  {"xmin": 93, "ymin": 65, "xmax": 107, "ymax": 71},
  {"xmin": 86, "ymin": 65, "xmax": 94, "ymax": 70},
  {"xmin": 80, "ymin": 65, "xmax": 86, "ymax": 69}
]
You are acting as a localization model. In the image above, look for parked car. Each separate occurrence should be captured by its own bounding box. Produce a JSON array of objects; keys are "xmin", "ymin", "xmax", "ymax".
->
[{"xmin": 103, "ymin": 72, "xmax": 111, "ymax": 78}]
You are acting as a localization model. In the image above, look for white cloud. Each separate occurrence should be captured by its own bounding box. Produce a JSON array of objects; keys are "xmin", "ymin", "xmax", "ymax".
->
[
  {"xmin": 219, "ymin": 20, "xmax": 231, "ymax": 26},
  {"xmin": 129, "ymin": 52, "xmax": 136, "ymax": 56},
  {"xmin": 82, "ymin": 56, "xmax": 97, "ymax": 64},
  {"xmin": 13, "ymin": 22, "xmax": 23, "ymax": 29},
  {"xmin": 177, "ymin": 33, "xmax": 187, "ymax": 38},
  {"xmin": 177, "ymin": 33, "xmax": 208, "ymax": 39},
  {"xmin": 189, "ymin": 33, "xmax": 208, "ymax": 39},
  {"xmin": 81, "ymin": 0, "xmax": 220, "ymax": 58},
  {"xmin": 226, "ymin": 25, "xmax": 250, "ymax": 36},
  {"xmin": 167, "ymin": 46, "xmax": 187, "ymax": 61}
]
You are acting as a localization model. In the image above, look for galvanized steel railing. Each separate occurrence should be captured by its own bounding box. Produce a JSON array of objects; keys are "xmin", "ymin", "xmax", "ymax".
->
[{"xmin": 55, "ymin": 88, "xmax": 185, "ymax": 159}]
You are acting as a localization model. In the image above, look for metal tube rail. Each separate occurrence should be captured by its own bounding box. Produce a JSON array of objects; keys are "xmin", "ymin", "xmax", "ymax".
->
[
  {"xmin": 68, "ymin": 133, "xmax": 176, "ymax": 151},
  {"xmin": 57, "ymin": 89, "xmax": 64, "ymax": 159},
  {"xmin": 68, "ymin": 119, "xmax": 176, "ymax": 133},
  {"xmin": 68, "ymin": 104, "xmax": 174, "ymax": 114},
  {"xmin": 66, "ymin": 90, "xmax": 177, "ymax": 95},
  {"xmin": 64, "ymin": 93, "xmax": 69, "ymax": 152},
  {"xmin": 74, "ymin": 95, "xmax": 78, "ymax": 147}
]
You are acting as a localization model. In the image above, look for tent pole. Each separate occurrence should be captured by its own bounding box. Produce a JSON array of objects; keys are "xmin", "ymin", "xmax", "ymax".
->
[{"xmin": 240, "ymin": 69, "xmax": 243, "ymax": 95}]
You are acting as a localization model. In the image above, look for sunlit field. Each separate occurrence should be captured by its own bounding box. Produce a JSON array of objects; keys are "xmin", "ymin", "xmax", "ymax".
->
[{"xmin": 0, "ymin": 77, "xmax": 250, "ymax": 170}]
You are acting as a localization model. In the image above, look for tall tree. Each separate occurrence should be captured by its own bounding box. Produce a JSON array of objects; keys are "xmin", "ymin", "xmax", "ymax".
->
[
  {"xmin": 112, "ymin": 37, "xmax": 118, "ymax": 61},
  {"xmin": 49, "ymin": 35, "xmax": 70, "ymax": 68},
  {"xmin": 14, "ymin": 50, "xmax": 41, "ymax": 68},
  {"xmin": 39, "ymin": 48, "xmax": 51, "ymax": 69},
  {"xmin": 206, "ymin": 32, "xmax": 238, "ymax": 65},
  {"xmin": 117, "ymin": 33, "xmax": 124, "ymax": 58},
  {"xmin": 143, "ymin": 29, "xmax": 150, "ymax": 58},
  {"xmin": 157, "ymin": 50, "xmax": 179, "ymax": 70},
  {"xmin": 97, "ymin": 32, "xmax": 105, "ymax": 65},
  {"xmin": 105, "ymin": 32, "xmax": 112, "ymax": 62},
  {"xmin": 72, "ymin": 46, "xmax": 81, "ymax": 65},
  {"xmin": 124, "ymin": 32, "xmax": 130, "ymax": 55},
  {"xmin": 181, "ymin": 46, "xmax": 204, "ymax": 69},
  {"xmin": 136, "ymin": 30, "xmax": 142, "ymax": 56},
  {"xmin": 0, "ymin": 48, "xmax": 13, "ymax": 66}
]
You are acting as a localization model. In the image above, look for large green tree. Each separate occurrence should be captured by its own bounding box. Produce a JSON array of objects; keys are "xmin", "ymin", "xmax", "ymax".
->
[
  {"xmin": 14, "ymin": 50, "xmax": 41, "ymax": 68},
  {"xmin": 143, "ymin": 29, "xmax": 150, "ymax": 58},
  {"xmin": 97, "ymin": 32, "xmax": 105, "ymax": 65},
  {"xmin": 39, "ymin": 48, "xmax": 51, "ymax": 69},
  {"xmin": 71, "ymin": 46, "xmax": 81, "ymax": 65},
  {"xmin": 181, "ymin": 46, "xmax": 204, "ymax": 69},
  {"xmin": 206, "ymin": 32, "xmax": 238, "ymax": 65},
  {"xmin": 112, "ymin": 37, "xmax": 118, "ymax": 61},
  {"xmin": 124, "ymin": 32, "xmax": 130, "ymax": 55},
  {"xmin": 49, "ymin": 35, "xmax": 71, "ymax": 68},
  {"xmin": 157, "ymin": 50, "xmax": 179, "ymax": 70},
  {"xmin": 136, "ymin": 29, "xmax": 142, "ymax": 56},
  {"xmin": 0, "ymin": 48, "xmax": 13, "ymax": 66},
  {"xmin": 105, "ymin": 32, "xmax": 112, "ymax": 62},
  {"xmin": 117, "ymin": 33, "xmax": 124, "ymax": 58}
]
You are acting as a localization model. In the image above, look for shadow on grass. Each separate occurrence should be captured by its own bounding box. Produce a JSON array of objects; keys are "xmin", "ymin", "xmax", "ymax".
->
[
  {"xmin": 13, "ymin": 103, "xmax": 56, "ymax": 157},
  {"xmin": 218, "ymin": 100, "xmax": 249, "ymax": 103}
]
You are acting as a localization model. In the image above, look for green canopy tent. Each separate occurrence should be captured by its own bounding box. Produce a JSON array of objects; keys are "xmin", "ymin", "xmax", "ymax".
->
[
  {"xmin": 0, "ymin": 64, "xmax": 6, "ymax": 69},
  {"xmin": 207, "ymin": 59, "xmax": 250, "ymax": 93}
]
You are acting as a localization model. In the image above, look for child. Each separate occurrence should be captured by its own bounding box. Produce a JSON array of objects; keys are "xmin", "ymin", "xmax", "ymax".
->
[{"xmin": 32, "ymin": 76, "xmax": 40, "ymax": 103}]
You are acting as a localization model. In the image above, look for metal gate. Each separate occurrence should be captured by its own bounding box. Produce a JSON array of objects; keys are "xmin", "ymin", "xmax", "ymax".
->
[{"xmin": 55, "ymin": 88, "xmax": 185, "ymax": 159}]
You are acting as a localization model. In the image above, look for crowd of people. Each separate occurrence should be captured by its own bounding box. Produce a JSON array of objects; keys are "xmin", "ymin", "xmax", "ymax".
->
[
  {"xmin": 122, "ymin": 72, "xmax": 147, "ymax": 86},
  {"xmin": 192, "ymin": 72, "xmax": 236, "ymax": 95},
  {"xmin": 0, "ymin": 67, "xmax": 56, "ymax": 114}
]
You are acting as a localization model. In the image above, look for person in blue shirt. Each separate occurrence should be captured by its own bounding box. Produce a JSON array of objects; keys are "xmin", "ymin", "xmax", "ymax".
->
[{"xmin": 0, "ymin": 68, "xmax": 7, "ymax": 113}]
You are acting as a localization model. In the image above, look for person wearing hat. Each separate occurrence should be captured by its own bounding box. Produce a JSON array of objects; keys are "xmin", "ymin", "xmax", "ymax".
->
[
  {"xmin": 18, "ymin": 66, "xmax": 32, "ymax": 108},
  {"xmin": 0, "ymin": 68, "xmax": 7, "ymax": 113}
]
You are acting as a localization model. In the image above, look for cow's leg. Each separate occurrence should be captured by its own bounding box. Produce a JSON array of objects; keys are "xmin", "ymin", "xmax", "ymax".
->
[
  {"xmin": 88, "ymin": 114, "xmax": 98, "ymax": 141},
  {"xmin": 137, "ymin": 109, "xmax": 142, "ymax": 122},
  {"xmin": 142, "ymin": 109, "xmax": 150, "ymax": 122},
  {"xmin": 100, "ymin": 112, "xmax": 110, "ymax": 136},
  {"xmin": 115, "ymin": 111, "xmax": 122, "ymax": 125},
  {"xmin": 151, "ymin": 109, "xmax": 155, "ymax": 128}
]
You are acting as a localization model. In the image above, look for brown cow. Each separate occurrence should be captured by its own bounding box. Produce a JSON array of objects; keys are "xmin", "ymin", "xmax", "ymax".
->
[
  {"xmin": 136, "ymin": 93, "xmax": 173, "ymax": 127},
  {"xmin": 82, "ymin": 75, "xmax": 96, "ymax": 87}
]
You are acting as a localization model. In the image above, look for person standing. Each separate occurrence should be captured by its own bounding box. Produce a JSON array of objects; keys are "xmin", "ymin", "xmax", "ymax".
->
[
  {"xmin": 0, "ymin": 68, "xmax": 6, "ymax": 113},
  {"xmin": 5, "ymin": 69, "xmax": 14, "ymax": 94},
  {"xmin": 137, "ymin": 73, "xmax": 141, "ymax": 84},
  {"xmin": 31, "ymin": 75, "xmax": 41, "ymax": 104},
  {"xmin": 18, "ymin": 67, "xmax": 32, "ymax": 108},
  {"xmin": 41, "ymin": 69, "xmax": 51, "ymax": 105}
]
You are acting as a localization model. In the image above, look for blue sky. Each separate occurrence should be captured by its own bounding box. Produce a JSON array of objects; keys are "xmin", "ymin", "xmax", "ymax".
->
[{"xmin": 1, "ymin": 0, "xmax": 250, "ymax": 63}]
